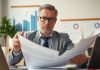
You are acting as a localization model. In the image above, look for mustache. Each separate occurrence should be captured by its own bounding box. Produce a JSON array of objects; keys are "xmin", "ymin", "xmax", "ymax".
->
[{"xmin": 42, "ymin": 26, "xmax": 52, "ymax": 29}]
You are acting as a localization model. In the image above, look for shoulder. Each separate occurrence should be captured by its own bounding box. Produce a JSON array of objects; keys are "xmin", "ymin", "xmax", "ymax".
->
[
  {"xmin": 24, "ymin": 31, "xmax": 37, "ymax": 39},
  {"xmin": 29, "ymin": 31, "xmax": 37, "ymax": 36},
  {"xmin": 53, "ymin": 31, "xmax": 70, "ymax": 39}
]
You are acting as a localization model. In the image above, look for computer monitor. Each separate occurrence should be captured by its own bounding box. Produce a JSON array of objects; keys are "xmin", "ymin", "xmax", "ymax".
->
[
  {"xmin": 87, "ymin": 36, "xmax": 100, "ymax": 69},
  {"xmin": 0, "ymin": 46, "xmax": 9, "ymax": 70}
]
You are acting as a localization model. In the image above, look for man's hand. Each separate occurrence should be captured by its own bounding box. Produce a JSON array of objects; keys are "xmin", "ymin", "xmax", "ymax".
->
[
  {"xmin": 13, "ymin": 32, "xmax": 24, "ymax": 53},
  {"xmin": 70, "ymin": 54, "xmax": 88, "ymax": 64}
]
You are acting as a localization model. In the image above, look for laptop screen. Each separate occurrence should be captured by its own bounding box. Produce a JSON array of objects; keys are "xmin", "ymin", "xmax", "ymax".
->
[
  {"xmin": 87, "ymin": 36, "xmax": 100, "ymax": 69},
  {"xmin": 0, "ymin": 46, "xmax": 9, "ymax": 70}
]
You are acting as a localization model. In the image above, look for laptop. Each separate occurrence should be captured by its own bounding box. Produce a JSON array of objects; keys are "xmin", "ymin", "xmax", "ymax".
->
[
  {"xmin": 0, "ymin": 46, "xmax": 9, "ymax": 70},
  {"xmin": 0, "ymin": 46, "xmax": 28, "ymax": 70},
  {"xmin": 87, "ymin": 35, "xmax": 100, "ymax": 69}
]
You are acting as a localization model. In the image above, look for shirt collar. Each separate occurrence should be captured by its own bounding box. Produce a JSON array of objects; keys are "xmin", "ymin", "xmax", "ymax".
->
[{"xmin": 38, "ymin": 31, "xmax": 52, "ymax": 38}]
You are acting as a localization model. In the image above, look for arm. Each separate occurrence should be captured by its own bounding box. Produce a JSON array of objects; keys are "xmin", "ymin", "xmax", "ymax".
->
[
  {"xmin": 59, "ymin": 33, "xmax": 88, "ymax": 65},
  {"xmin": 7, "ymin": 50, "xmax": 23, "ymax": 66},
  {"xmin": 59, "ymin": 33, "xmax": 74, "ymax": 55},
  {"xmin": 7, "ymin": 32, "xmax": 24, "ymax": 66}
]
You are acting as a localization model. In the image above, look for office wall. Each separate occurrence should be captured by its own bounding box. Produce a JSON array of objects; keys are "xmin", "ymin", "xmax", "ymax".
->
[
  {"xmin": 0, "ymin": 0, "xmax": 2, "ymax": 18},
  {"xmin": 4, "ymin": 0, "xmax": 100, "ymax": 18},
  {"xmin": 3, "ymin": 0, "xmax": 100, "ymax": 43},
  {"xmin": 2, "ymin": 0, "xmax": 9, "ymax": 17}
]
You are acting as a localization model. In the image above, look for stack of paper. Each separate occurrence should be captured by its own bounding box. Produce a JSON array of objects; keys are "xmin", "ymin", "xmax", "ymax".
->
[{"xmin": 18, "ymin": 33, "xmax": 99, "ymax": 69}]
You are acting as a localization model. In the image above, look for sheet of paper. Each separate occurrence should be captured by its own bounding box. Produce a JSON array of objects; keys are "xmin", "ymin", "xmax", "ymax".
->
[{"xmin": 18, "ymin": 33, "xmax": 100, "ymax": 68}]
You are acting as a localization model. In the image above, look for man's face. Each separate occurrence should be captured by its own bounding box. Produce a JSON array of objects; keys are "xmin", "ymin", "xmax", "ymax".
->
[{"xmin": 38, "ymin": 9, "xmax": 57, "ymax": 36}]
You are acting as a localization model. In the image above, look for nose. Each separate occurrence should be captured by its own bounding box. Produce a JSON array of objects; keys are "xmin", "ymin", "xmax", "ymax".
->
[{"xmin": 45, "ymin": 19, "xmax": 49, "ymax": 25}]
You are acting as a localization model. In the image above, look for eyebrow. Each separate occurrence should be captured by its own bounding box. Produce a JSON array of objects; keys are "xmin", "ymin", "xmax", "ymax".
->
[{"xmin": 40, "ymin": 16, "xmax": 56, "ymax": 18}]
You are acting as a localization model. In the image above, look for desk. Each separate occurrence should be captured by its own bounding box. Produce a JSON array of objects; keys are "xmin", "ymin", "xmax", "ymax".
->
[
  {"xmin": 9, "ymin": 65, "xmax": 80, "ymax": 70},
  {"xmin": 10, "ymin": 68, "xmax": 80, "ymax": 70}
]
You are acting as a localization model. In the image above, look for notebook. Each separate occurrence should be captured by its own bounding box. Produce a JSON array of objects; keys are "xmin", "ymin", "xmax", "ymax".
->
[
  {"xmin": 0, "ymin": 46, "xmax": 9, "ymax": 70},
  {"xmin": 87, "ymin": 36, "xmax": 100, "ymax": 69}
]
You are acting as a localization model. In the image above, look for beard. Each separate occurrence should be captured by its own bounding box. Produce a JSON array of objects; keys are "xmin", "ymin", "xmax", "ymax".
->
[{"xmin": 41, "ymin": 27, "xmax": 53, "ymax": 36}]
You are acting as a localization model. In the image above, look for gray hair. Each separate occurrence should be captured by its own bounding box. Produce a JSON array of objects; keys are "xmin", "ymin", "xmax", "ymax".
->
[{"xmin": 39, "ymin": 4, "xmax": 58, "ymax": 17}]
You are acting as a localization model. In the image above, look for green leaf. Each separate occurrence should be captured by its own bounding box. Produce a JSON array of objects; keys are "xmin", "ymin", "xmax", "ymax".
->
[{"xmin": 0, "ymin": 16, "xmax": 17, "ymax": 38}]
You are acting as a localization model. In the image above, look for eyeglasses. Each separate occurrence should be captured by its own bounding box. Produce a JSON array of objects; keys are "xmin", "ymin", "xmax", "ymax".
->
[{"xmin": 39, "ymin": 16, "xmax": 57, "ymax": 23}]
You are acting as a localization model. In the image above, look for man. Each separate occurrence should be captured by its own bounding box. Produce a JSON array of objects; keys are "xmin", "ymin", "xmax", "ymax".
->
[{"xmin": 7, "ymin": 4, "xmax": 87, "ymax": 67}]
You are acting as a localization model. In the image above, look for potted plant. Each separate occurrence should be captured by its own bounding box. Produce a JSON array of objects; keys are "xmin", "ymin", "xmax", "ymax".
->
[{"xmin": 0, "ymin": 16, "xmax": 17, "ymax": 46}]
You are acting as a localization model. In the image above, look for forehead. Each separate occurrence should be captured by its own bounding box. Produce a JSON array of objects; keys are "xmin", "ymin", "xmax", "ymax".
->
[{"xmin": 39, "ymin": 9, "xmax": 56, "ymax": 17}]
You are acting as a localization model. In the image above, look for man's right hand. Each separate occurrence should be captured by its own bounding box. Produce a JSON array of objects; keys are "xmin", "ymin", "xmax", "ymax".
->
[{"xmin": 12, "ymin": 32, "xmax": 24, "ymax": 53}]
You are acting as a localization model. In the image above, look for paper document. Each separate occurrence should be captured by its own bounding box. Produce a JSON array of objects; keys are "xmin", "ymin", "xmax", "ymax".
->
[{"xmin": 18, "ymin": 33, "xmax": 99, "ymax": 68}]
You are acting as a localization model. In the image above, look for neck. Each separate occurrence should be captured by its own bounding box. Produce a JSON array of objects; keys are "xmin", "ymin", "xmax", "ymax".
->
[
  {"xmin": 40, "ymin": 31, "xmax": 52, "ymax": 37},
  {"xmin": 41, "ymin": 33, "xmax": 50, "ymax": 37}
]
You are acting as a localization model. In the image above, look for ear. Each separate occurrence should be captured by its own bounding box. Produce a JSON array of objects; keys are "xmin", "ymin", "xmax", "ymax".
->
[{"xmin": 54, "ymin": 20, "xmax": 57, "ymax": 24}]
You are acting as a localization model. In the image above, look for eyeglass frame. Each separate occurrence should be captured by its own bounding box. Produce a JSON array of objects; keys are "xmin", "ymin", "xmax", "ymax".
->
[{"xmin": 39, "ymin": 16, "xmax": 57, "ymax": 23}]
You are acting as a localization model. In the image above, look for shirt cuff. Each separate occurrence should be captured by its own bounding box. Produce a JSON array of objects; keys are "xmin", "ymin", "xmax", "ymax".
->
[{"xmin": 12, "ymin": 50, "xmax": 21, "ymax": 56}]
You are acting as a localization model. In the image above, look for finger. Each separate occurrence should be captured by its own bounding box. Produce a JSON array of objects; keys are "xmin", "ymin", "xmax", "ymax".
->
[
  {"xmin": 13, "ymin": 39, "xmax": 20, "ymax": 43},
  {"xmin": 20, "ymin": 31, "xmax": 24, "ymax": 36},
  {"xmin": 13, "ymin": 42, "xmax": 20, "ymax": 47},
  {"xmin": 13, "ymin": 32, "xmax": 19, "ymax": 38},
  {"xmin": 13, "ymin": 37, "xmax": 20, "ymax": 46},
  {"xmin": 13, "ymin": 39, "xmax": 21, "ymax": 48}
]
